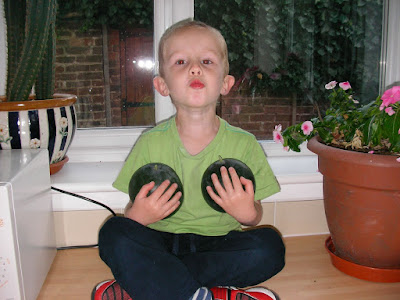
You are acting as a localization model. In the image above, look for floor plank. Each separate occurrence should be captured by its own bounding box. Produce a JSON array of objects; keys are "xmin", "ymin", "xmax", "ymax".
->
[
  {"xmin": 38, "ymin": 234, "xmax": 400, "ymax": 299},
  {"xmin": 266, "ymin": 235, "xmax": 400, "ymax": 299}
]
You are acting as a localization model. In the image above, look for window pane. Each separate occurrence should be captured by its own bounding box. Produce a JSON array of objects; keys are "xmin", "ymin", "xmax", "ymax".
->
[
  {"xmin": 56, "ymin": 1, "xmax": 155, "ymax": 128},
  {"xmin": 195, "ymin": 0, "xmax": 383, "ymax": 140}
]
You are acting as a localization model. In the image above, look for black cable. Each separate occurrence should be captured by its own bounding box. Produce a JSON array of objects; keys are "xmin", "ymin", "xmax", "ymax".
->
[
  {"xmin": 56, "ymin": 244, "xmax": 98, "ymax": 250},
  {"xmin": 51, "ymin": 186, "xmax": 117, "ymax": 250},
  {"xmin": 51, "ymin": 186, "xmax": 117, "ymax": 216}
]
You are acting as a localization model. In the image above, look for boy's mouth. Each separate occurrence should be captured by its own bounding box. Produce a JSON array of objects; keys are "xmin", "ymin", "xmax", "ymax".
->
[{"xmin": 190, "ymin": 80, "xmax": 205, "ymax": 89}]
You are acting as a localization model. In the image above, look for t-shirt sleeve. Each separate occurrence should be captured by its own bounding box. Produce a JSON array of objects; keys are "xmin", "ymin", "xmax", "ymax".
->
[
  {"xmin": 112, "ymin": 136, "xmax": 149, "ymax": 194},
  {"xmin": 245, "ymin": 137, "xmax": 280, "ymax": 201}
]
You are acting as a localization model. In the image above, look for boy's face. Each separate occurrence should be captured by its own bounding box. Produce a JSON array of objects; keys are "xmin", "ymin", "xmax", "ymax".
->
[{"xmin": 154, "ymin": 27, "xmax": 234, "ymax": 110}]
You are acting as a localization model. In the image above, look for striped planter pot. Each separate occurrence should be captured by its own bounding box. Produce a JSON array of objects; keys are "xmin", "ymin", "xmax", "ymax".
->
[{"xmin": 0, "ymin": 94, "xmax": 77, "ymax": 174}]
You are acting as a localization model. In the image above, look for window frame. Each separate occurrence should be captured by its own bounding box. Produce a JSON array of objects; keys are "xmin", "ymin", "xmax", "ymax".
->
[{"xmin": 0, "ymin": 0, "xmax": 399, "ymax": 162}]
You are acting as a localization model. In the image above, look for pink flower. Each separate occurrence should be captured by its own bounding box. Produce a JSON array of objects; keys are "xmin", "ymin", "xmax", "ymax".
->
[
  {"xmin": 325, "ymin": 81, "xmax": 337, "ymax": 90},
  {"xmin": 283, "ymin": 146, "xmax": 289, "ymax": 152},
  {"xmin": 273, "ymin": 125, "xmax": 283, "ymax": 144},
  {"xmin": 274, "ymin": 124, "xmax": 282, "ymax": 132},
  {"xmin": 385, "ymin": 107, "xmax": 395, "ymax": 116},
  {"xmin": 397, "ymin": 157, "xmax": 400, "ymax": 163},
  {"xmin": 398, "ymin": 128, "xmax": 400, "ymax": 134},
  {"xmin": 339, "ymin": 81, "xmax": 351, "ymax": 90},
  {"xmin": 381, "ymin": 86, "xmax": 400, "ymax": 107},
  {"xmin": 301, "ymin": 121, "xmax": 314, "ymax": 135},
  {"xmin": 368, "ymin": 151, "xmax": 374, "ymax": 154}
]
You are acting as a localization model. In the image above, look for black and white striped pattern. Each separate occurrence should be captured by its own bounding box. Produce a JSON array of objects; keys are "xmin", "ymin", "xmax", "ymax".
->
[{"xmin": 0, "ymin": 104, "xmax": 76, "ymax": 164}]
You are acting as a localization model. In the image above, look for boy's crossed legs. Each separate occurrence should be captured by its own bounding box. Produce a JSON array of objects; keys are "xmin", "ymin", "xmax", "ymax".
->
[{"xmin": 98, "ymin": 217, "xmax": 285, "ymax": 300}]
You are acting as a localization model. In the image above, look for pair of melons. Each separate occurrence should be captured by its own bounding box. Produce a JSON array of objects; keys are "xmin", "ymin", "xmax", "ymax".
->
[{"xmin": 128, "ymin": 157, "xmax": 255, "ymax": 218}]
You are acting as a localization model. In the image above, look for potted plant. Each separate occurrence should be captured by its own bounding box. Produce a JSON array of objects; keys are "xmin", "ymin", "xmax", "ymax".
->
[
  {"xmin": 273, "ymin": 81, "xmax": 400, "ymax": 282},
  {"xmin": 0, "ymin": 0, "xmax": 77, "ymax": 174}
]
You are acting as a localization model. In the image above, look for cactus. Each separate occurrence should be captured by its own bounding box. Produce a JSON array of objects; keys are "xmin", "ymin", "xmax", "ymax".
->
[
  {"xmin": 4, "ymin": 0, "xmax": 26, "ymax": 98},
  {"xmin": 4, "ymin": 0, "xmax": 57, "ymax": 102},
  {"xmin": 35, "ymin": 0, "xmax": 57, "ymax": 99}
]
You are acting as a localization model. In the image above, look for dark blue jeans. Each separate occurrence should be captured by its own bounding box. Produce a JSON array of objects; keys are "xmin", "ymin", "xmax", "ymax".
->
[{"xmin": 98, "ymin": 217, "xmax": 285, "ymax": 300}]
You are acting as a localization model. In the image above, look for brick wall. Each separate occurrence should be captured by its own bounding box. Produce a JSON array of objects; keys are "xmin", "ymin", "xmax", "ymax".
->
[
  {"xmin": 220, "ymin": 93, "xmax": 316, "ymax": 140},
  {"xmin": 55, "ymin": 19, "xmax": 122, "ymax": 127}
]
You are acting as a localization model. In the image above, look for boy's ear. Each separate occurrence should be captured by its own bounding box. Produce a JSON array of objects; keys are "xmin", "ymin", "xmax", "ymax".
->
[
  {"xmin": 153, "ymin": 76, "xmax": 170, "ymax": 96},
  {"xmin": 220, "ymin": 75, "xmax": 235, "ymax": 96}
]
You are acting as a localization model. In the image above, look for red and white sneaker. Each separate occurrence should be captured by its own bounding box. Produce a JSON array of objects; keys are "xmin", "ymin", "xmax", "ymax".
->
[
  {"xmin": 211, "ymin": 286, "xmax": 278, "ymax": 300},
  {"xmin": 91, "ymin": 279, "xmax": 132, "ymax": 300}
]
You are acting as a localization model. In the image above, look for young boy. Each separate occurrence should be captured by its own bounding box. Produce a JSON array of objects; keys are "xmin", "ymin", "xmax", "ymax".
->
[{"xmin": 93, "ymin": 19, "xmax": 285, "ymax": 300}]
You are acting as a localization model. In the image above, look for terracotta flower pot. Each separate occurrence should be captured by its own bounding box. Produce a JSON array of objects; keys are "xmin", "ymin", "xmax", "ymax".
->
[
  {"xmin": 307, "ymin": 136, "xmax": 400, "ymax": 281},
  {"xmin": 0, "ymin": 94, "xmax": 77, "ymax": 174}
]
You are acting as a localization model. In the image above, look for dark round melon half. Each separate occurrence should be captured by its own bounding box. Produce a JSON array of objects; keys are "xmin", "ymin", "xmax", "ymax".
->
[
  {"xmin": 128, "ymin": 163, "xmax": 184, "ymax": 218},
  {"xmin": 201, "ymin": 157, "xmax": 256, "ymax": 212}
]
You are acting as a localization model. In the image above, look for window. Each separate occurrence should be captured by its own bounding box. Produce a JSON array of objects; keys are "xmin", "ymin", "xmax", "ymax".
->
[
  {"xmin": 195, "ymin": 0, "xmax": 385, "ymax": 139},
  {"xmin": 56, "ymin": 1, "xmax": 155, "ymax": 128},
  {"xmin": 1, "ymin": 1, "xmax": 399, "ymax": 143},
  {"xmin": 54, "ymin": 0, "xmax": 195, "ymax": 129}
]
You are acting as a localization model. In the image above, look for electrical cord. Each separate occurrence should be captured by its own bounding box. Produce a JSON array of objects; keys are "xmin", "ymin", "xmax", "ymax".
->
[
  {"xmin": 51, "ymin": 186, "xmax": 117, "ymax": 216},
  {"xmin": 56, "ymin": 244, "xmax": 99, "ymax": 250},
  {"xmin": 51, "ymin": 186, "xmax": 117, "ymax": 250}
]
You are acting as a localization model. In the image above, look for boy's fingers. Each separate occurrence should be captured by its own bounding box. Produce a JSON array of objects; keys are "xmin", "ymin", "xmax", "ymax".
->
[
  {"xmin": 163, "ymin": 192, "xmax": 182, "ymax": 217},
  {"xmin": 135, "ymin": 181, "xmax": 156, "ymax": 200},
  {"xmin": 210, "ymin": 173, "xmax": 226, "ymax": 198},
  {"xmin": 228, "ymin": 167, "xmax": 242, "ymax": 190},
  {"xmin": 206, "ymin": 185, "xmax": 224, "ymax": 209},
  {"xmin": 220, "ymin": 167, "xmax": 233, "ymax": 192},
  {"xmin": 150, "ymin": 180, "xmax": 171, "ymax": 199},
  {"xmin": 206, "ymin": 185, "xmax": 218, "ymax": 199},
  {"xmin": 240, "ymin": 177, "xmax": 254, "ymax": 195},
  {"xmin": 159, "ymin": 182, "xmax": 179, "ymax": 203}
]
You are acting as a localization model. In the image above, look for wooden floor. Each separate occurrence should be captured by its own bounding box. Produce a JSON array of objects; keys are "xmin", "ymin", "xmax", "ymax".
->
[{"xmin": 37, "ymin": 234, "xmax": 400, "ymax": 299}]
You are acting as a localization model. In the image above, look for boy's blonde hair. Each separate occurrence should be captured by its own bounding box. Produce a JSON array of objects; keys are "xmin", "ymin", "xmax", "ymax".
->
[{"xmin": 157, "ymin": 19, "xmax": 230, "ymax": 77}]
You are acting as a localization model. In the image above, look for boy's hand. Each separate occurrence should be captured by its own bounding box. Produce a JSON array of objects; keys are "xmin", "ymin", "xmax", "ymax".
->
[
  {"xmin": 125, "ymin": 180, "xmax": 182, "ymax": 226},
  {"xmin": 206, "ymin": 166, "xmax": 261, "ymax": 226}
]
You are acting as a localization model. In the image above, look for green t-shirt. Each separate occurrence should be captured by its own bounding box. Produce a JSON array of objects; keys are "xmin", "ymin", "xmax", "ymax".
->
[{"xmin": 113, "ymin": 116, "xmax": 280, "ymax": 236}]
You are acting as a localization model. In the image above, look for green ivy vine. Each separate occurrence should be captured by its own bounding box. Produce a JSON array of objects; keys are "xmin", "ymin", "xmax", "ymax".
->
[
  {"xmin": 57, "ymin": 0, "xmax": 153, "ymax": 30},
  {"xmin": 58, "ymin": 0, "xmax": 384, "ymax": 108}
]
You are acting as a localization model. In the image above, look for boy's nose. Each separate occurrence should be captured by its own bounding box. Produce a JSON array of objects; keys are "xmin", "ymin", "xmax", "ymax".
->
[{"xmin": 190, "ymin": 64, "xmax": 202, "ymax": 76}]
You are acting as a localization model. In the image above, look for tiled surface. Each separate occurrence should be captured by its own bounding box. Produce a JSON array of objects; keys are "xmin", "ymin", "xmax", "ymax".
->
[
  {"xmin": 53, "ymin": 210, "xmax": 120, "ymax": 247},
  {"xmin": 54, "ymin": 200, "xmax": 329, "ymax": 247},
  {"xmin": 260, "ymin": 202, "xmax": 275, "ymax": 225},
  {"xmin": 274, "ymin": 200, "xmax": 329, "ymax": 236}
]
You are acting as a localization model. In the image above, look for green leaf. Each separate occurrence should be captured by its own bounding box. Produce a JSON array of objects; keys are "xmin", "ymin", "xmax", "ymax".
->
[
  {"xmin": 287, "ymin": 138, "xmax": 301, "ymax": 152},
  {"xmin": 386, "ymin": 112, "xmax": 400, "ymax": 149},
  {"xmin": 315, "ymin": 127, "xmax": 331, "ymax": 143}
]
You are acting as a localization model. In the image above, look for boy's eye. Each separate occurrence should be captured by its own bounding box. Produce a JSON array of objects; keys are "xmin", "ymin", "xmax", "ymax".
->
[
  {"xmin": 175, "ymin": 60, "xmax": 186, "ymax": 65},
  {"xmin": 202, "ymin": 59, "xmax": 212, "ymax": 65}
]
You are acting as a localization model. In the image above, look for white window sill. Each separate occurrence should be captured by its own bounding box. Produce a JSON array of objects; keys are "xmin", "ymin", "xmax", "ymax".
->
[{"xmin": 51, "ymin": 128, "xmax": 323, "ymax": 211}]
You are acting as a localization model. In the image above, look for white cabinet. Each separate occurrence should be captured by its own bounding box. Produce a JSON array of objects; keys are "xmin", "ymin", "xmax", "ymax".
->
[{"xmin": 0, "ymin": 149, "xmax": 56, "ymax": 300}]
